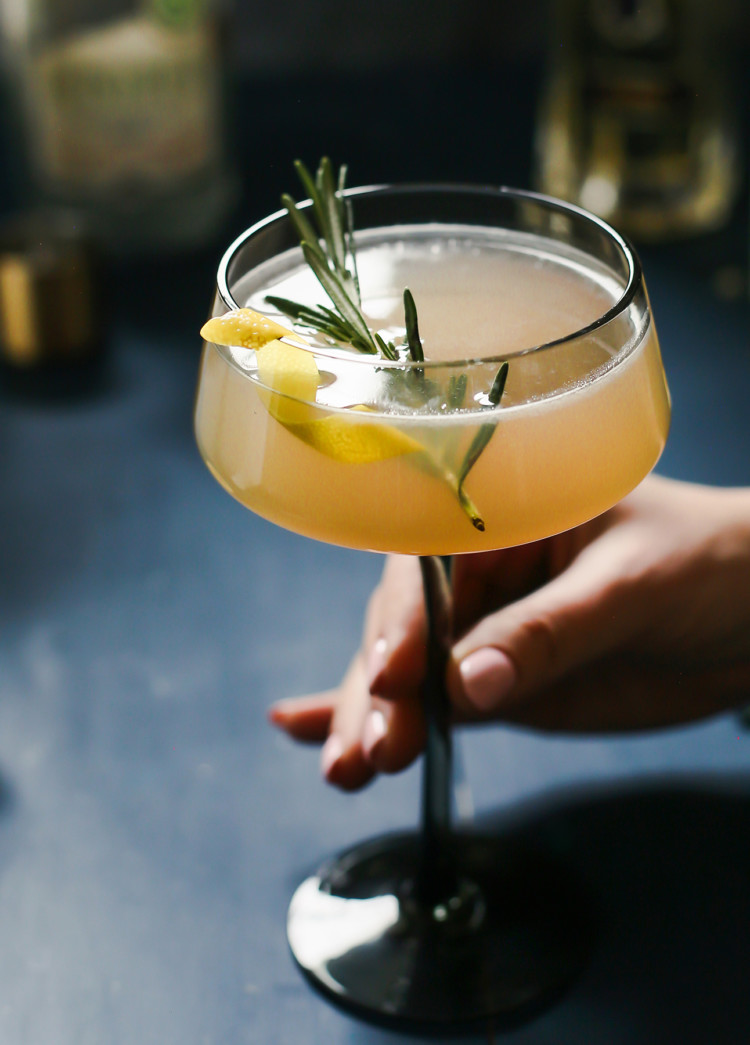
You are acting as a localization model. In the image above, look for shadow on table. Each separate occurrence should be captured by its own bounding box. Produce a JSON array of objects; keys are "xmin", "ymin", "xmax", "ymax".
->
[
  {"xmin": 0, "ymin": 770, "xmax": 13, "ymax": 817},
  {"xmin": 501, "ymin": 773, "xmax": 750, "ymax": 1042},
  {"xmin": 351, "ymin": 772, "xmax": 750, "ymax": 1044}
]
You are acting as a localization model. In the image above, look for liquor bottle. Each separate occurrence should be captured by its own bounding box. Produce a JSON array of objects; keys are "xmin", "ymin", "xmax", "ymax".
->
[
  {"xmin": 535, "ymin": 0, "xmax": 739, "ymax": 240},
  {"xmin": 0, "ymin": 0, "xmax": 236, "ymax": 253}
]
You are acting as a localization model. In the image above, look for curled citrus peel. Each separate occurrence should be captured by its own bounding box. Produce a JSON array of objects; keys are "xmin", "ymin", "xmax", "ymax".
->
[
  {"xmin": 201, "ymin": 308, "xmax": 422, "ymax": 463},
  {"xmin": 201, "ymin": 308, "xmax": 303, "ymax": 352}
]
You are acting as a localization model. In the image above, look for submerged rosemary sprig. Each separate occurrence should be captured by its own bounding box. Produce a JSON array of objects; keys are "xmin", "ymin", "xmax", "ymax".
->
[
  {"xmin": 456, "ymin": 362, "xmax": 509, "ymax": 531},
  {"xmin": 267, "ymin": 157, "xmax": 508, "ymax": 532}
]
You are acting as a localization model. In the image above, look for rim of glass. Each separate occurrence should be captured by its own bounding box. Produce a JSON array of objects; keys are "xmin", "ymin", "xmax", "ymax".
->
[{"xmin": 215, "ymin": 183, "xmax": 643, "ymax": 371}]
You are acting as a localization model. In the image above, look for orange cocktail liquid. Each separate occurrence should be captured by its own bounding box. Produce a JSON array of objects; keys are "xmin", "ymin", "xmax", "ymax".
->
[{"xmin": 195, "ymin": 225, "xmax": 670, "ymax": 555}]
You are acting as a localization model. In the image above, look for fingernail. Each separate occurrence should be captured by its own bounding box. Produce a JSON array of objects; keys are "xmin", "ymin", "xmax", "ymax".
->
[
  {"xmin": 321, "ymin": 734, "xmax": 344, "ymax": 779},
  {"xmin": 362, "ymin": 708, "xmax": 388, "ymax": 760},
  {"xmin": 367, "ymin": 636, "xmax": 389, "ymax": 693},
  {"xmin": 459, "ymin": 648, "xmax": 516, "ymax": 711}
]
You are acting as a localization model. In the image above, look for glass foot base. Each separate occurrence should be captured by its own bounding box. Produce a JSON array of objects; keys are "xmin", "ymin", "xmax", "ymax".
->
[{"xmin": 287, "ymin": 830, "xmax": 596, "ymax": 1031}]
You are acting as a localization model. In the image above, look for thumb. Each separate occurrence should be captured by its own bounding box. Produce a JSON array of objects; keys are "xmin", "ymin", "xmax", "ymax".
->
[{"xmin": 448, "ymin": 546, "xmax": 642, "ymax": 716}]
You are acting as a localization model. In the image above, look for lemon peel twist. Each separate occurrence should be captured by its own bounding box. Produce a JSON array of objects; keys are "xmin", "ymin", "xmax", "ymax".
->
[{"xmin": 201, "ymin": 308, "xmax": 423, "ymax": 464}]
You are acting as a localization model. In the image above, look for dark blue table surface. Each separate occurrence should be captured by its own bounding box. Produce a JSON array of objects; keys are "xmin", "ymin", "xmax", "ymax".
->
[{"xmin": 1, "ymin": 68, "xmax": 749, "ymax": 1045}]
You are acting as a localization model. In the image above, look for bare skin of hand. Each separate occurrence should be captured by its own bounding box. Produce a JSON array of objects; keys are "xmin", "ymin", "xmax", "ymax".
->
[{"xmin": 269, "ymin": 476, "xmax": 750, "ymax": 791}]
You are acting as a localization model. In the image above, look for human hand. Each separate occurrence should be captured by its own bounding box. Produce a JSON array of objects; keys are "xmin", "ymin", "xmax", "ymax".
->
[{"xmin": 269, "ymin": 476, "xmax": 750, "ymax": 790}]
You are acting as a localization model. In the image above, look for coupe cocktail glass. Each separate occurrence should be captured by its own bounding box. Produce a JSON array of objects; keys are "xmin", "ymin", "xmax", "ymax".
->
[{"xmin": 195, "ymin": 185, "xmax": 670, "ymax": 1029}]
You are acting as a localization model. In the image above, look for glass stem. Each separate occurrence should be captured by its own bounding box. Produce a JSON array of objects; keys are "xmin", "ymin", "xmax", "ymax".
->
[{"xmin": 417, "ymin": 555, "xmax": 454, "ymax": 906}]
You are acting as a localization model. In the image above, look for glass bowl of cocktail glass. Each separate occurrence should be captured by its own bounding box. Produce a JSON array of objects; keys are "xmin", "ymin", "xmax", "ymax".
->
[{"xmin": 194, "ymin": 182, "xmax": 671, "ymax": 1030}]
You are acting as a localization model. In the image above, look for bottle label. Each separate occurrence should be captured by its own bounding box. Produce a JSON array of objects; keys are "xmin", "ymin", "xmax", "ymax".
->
[
  {"xmin": 149, "ymin": 0, "xmax": 208, "ymax": 30},
  {"xmin": 27, "ymin": 15, "xmax": 220, "ymax": 192}
]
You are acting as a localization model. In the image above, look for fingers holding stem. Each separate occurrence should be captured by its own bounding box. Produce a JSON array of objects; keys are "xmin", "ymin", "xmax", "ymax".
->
[{"xmin": 269, "ymin": 554, "xmax": 430, "ymax": 790}]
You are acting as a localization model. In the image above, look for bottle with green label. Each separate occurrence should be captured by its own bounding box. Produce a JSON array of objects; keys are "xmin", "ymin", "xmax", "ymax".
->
[{"xmin": 0, "ymin": 0, "xmax": 236, "ymax": 252}]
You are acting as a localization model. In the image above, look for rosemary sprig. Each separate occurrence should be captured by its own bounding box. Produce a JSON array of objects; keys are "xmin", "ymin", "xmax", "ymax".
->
[
  {"xmin": 268, "ymin": 157, "xmax": 509, "ymax": 532},
  {"xmin": 263, "ymin": 296, "xmax": 354, "ymax": 346},
  {"xmin": 456, "ymin": 362, "xmax": 509, "ymax": 531},
  {"xmin": 447, "ymin": 373, "xmax": 468, "ymax": 410},
  {"xmin": 275, "ymin": 159, "xmax": 398, "ymax": 360}
]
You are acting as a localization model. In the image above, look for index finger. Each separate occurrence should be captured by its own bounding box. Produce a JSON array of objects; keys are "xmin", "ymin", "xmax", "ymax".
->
[{"xmin": 366, "ymin": 554, "xmax": 427, "ymax": 698}]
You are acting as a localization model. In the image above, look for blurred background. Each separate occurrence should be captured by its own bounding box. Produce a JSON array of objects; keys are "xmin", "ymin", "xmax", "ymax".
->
[
  {"xmin": 0, "ymin": 0, "xmax": 747, "ymax": 370},
  {"xmin": 0, "ymin": 3, "xmax": 749, "ymax": 1043}
]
